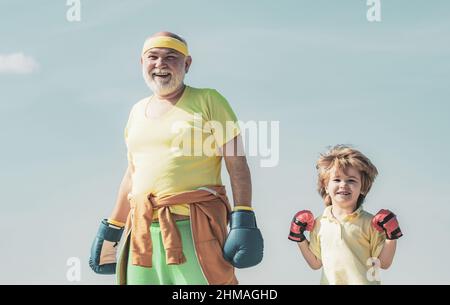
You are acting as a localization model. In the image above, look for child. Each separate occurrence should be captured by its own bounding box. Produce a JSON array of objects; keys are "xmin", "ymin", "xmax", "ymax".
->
[{"xmin": 288, "ymin": 145, "xmax": 403, "ymax": 284}]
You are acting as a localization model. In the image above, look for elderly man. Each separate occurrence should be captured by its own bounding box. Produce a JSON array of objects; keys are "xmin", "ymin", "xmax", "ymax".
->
[{"xmin": 89, "ymin": 32, "xmax": 263, "ymax": 285}]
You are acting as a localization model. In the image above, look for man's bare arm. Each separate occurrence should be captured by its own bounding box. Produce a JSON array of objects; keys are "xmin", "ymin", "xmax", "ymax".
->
[
  {"xmin": 222, "ymin": 135, "xmax": 252, "ymax": 208},
  {"xmin": 108, "ymin": 163, "xmax": 133, "ymax": 224}
]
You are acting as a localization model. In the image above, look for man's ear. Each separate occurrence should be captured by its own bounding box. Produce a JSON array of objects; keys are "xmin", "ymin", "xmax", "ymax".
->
[
  {"xmin": 140, "ymin": 56, "xmax": 143, "ymax": 65},
  {"xmin": 185, "ymin": 56, "xmax": 192, "ymax": 73}
]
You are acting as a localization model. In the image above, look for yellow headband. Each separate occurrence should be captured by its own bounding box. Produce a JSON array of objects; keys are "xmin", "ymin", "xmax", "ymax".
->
[{"xmin": 141, "ymin": 36, "xmax": 189, "ymax": 57}]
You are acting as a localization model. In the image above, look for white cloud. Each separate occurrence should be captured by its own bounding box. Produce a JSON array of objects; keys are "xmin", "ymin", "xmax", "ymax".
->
[{"xmin": 0, "ymin": 53, "xmax": 39, "ymax": 74}]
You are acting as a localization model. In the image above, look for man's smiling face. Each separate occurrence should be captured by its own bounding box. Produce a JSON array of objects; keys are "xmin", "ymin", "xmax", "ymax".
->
[{"xmin": 142, "ymin": 47, "xmax": 188, "ymax": 96}]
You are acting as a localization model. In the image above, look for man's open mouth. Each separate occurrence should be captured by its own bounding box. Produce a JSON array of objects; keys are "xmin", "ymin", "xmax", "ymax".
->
[{"xmin": 152, "ymin": 72, "xmax": 171, "ymax": 79}]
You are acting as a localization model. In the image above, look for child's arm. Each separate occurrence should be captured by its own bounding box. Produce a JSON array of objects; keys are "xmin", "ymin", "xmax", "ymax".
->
[
  {"xmin": 297, "ymin": 240, "xmax": 322, "ymax": 270},
  {"xmin": 288, "ymin": 210, "xmax": 322, "ymax": 270},
  {"xmin": 378, "ymin": 239, "xmax": 397, "ymax": 269},
  {"xmin": 372, "ymin": 209, "xmax": 403, "ymax": 269}
]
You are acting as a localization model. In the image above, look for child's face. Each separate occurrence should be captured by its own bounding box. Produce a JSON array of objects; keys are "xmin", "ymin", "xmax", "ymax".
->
[{"xmin": 326, "ymin": 166, "xmax": 362, "ymax": 209}]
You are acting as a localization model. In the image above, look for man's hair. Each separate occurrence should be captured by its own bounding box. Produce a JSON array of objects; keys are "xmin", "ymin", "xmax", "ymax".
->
[
  {"xmin": 316, "ymin": 145, "xmax": 378, "ymax": 207},
  {"xmin": 148, "ymin": 31, "xmax": 188, "ymax": 46}
]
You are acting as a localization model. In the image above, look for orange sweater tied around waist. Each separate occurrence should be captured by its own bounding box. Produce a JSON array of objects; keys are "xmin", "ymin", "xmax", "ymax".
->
[{"xmin": 125, "ymin": 185, "xmax": 231, "ymax": 267}]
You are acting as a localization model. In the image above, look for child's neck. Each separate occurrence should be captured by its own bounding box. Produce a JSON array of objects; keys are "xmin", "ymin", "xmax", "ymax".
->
[{"xmin": 331, "ymin": 204, "xmax": 357, "ymax": 222}]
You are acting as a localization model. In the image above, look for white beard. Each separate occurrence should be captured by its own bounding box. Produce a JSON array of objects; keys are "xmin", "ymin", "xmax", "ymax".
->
[{"xmin": 143, "ymin": 67, "xmax": 185, "ymax": 96}]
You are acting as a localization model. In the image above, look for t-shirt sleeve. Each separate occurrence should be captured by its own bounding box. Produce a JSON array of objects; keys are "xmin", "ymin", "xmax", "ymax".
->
[
  {"xmin": 206, "ymin": 89, "xmax": 240, "ymax": 147},
  {"xmin": 370, "ymin": 222, "xmax": 386, "ymax": 258},
  {"xmin": 309, "ymin": 219, "xmax": 321, "ymax": 259}
]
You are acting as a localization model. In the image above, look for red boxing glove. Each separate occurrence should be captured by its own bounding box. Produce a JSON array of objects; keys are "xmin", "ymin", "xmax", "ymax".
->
[
  {"xmin": 288, "ymin": 210, "xmax": 315, "ymax": 242},
  {"xmin": 372, "ymin": 209, "xmax": 403, "ymax": 240}
]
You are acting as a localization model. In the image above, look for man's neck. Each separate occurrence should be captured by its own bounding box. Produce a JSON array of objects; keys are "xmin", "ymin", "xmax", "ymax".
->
[{"xmin": 154, "ymin": 84, "xmax": 186, "ymax": 105}]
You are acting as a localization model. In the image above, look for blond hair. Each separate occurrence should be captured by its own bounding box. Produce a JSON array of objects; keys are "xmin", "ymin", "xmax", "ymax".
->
[{"xmin": 316, "ymin": 145, "xmax": 378, "ymax": 207}]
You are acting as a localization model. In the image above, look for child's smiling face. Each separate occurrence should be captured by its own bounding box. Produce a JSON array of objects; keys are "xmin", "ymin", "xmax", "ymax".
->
[{"xmin": 326, "ymin": 166, "xmax": 362, "ymax": 210}]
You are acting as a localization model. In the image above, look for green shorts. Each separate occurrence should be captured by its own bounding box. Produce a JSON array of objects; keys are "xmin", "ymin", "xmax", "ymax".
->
[{"xmin": 126, "ymin": 219, "xmax": 208, "ymax": 285}]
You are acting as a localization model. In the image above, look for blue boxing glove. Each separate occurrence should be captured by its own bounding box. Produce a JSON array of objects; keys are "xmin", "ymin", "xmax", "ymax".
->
[
  {"xmin": 89, "ymin": 219, "xmax": 124, "ymax": 274},
  {"xmin": 223, "ymin": 209, "xmax": 264, "ymax": 268}
]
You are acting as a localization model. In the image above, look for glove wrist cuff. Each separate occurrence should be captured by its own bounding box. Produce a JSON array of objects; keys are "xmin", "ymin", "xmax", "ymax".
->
[
  {"xmin": 288, "ymin": 232, "xmax": 306, "ymax": 242},
  {"xmin": 230, "ymin": 210, "xmax": 257, "ymax": 229},
  {"xmin": 107, "ymin": 218, "xmax": 126, "ymax": 227},
  {"xmin": 99, "ymin": 219, "xmax": 124, "ymax": 242},
  {"xmin": 233, "ymin": 205, "xmax": 253, "ymax": 211},
  {"xmin": 386, "ymin": 229, "xmax": 403, "ymax": 240}
]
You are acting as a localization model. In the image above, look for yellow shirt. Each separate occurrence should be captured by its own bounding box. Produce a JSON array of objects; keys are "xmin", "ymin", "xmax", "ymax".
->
[
  {"xmin": 124, "ymin": 86, "xmax": 240, "ymax": 217},
  {"xmin": 309, "ymin": 205, "xmax": 386, "ymax": 285}
]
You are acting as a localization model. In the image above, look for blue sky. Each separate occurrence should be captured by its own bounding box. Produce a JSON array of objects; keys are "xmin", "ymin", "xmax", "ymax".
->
[{"xmin": 1, "ymin": 0, "xmax": 449, "ymax": 284}]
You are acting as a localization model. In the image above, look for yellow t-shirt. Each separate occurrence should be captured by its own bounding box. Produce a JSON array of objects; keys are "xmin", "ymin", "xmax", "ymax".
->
[
  {"xmin": 124, "ymin": 86, "xmax": 240, "ymax": 217},
  {"xmin": 309, "ymin": 205, "xmax": 386, "ymax": 285}
]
